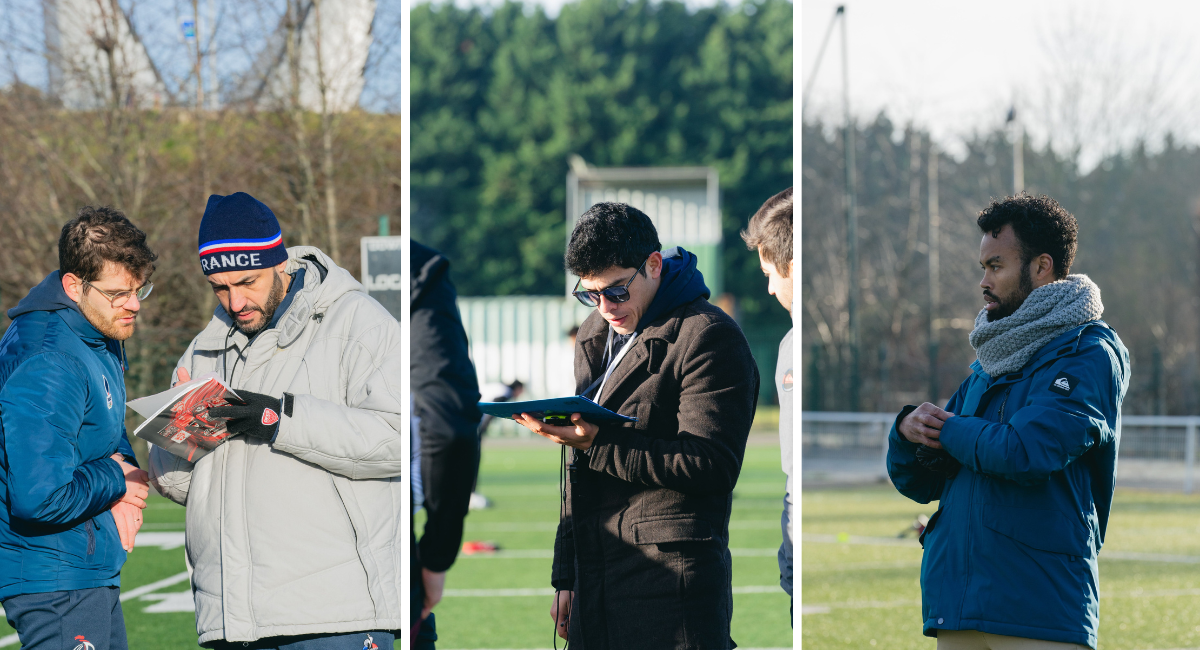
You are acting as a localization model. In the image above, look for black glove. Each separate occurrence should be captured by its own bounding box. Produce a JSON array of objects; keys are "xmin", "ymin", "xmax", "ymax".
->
[
  {"xmin": 915, "ymin": 445, "xmax": 961, "ymax": 478},
  {"xmin": 208, "ymin": 391, "xmax": 293, "ymax": 442}
]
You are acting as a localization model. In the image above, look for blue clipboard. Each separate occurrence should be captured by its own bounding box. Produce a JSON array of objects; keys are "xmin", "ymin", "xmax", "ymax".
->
[{"xmin": 478, "ymin": 396, "xmax": 636, "ymax": 424}]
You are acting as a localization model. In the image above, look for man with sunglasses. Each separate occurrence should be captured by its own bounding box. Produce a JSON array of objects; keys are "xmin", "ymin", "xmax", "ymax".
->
[
  {"xmin": 0, "ymin": 206, "xmax": 156, "ymax": 650},
  {"xmin": 512, "ymin": 202, "xmax": 759, "ymax": 649}
]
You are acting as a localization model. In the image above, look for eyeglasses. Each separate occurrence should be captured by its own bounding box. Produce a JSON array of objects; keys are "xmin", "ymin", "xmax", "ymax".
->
[
  {"xmin": 572, "ymin": 257, "xmax": 649, "ymax": 308},
  {"xmin": 83, "ymin": 280, "xmax": 153, "ymax": 309}
]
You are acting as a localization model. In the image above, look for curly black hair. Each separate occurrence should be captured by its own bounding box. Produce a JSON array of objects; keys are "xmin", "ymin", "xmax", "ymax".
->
[
  {"xmin": 59, "ymin": 205, "xmax": 158, "ymax": 283},
  {"xmin": 976, "ymin": 194, "xmax": 1077, "ymax": 280},
  {"xmin": 565, "ymin": 202, "xmax": 661, "ymax": 279}
]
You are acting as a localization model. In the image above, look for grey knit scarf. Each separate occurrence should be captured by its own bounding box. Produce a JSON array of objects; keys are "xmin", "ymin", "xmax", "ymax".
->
[{"xmin": 969, "ymin": 274, "xmax": 1104, "ymax": 377}]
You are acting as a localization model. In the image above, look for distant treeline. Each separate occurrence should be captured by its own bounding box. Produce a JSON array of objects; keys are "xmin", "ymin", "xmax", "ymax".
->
[
  {"xmin": 410, "ymin": 0, "xmax": 793, "ymax": 333},
  {"xmin": 803, "ymin": 114, "xmax": 1200, "ymax": 415},
  {"xmin": 0, "ymin": 85, "xmax": 401, "ymax": 450}
]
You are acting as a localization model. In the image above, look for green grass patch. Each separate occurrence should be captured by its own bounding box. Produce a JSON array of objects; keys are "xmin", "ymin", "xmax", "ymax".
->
[
  {"xmin": 1, "ymin": 493, "xmax": 402, "ymax": 649},
  {"xmin": 420, "ymin": 440, "xmax": 793, "ymax": 648},
  {"xmin": 802, "ymin": 485, "xmax": 1200, "ymax": 650}
]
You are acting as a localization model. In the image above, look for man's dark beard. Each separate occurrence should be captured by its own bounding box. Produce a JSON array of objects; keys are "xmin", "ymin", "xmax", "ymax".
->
[
  {"xmin": 985, "ymin": 266, "xmax": 1035, "ymax": 322},
  {"xmin": 231, "ymin": 271, "xmax": 286, "ymax": 336}
]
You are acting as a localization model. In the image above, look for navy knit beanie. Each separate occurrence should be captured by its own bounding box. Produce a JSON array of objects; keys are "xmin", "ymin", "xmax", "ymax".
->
[{"xmin": 198, "ymin": 192, "xmax": 288, "ymax": 275}]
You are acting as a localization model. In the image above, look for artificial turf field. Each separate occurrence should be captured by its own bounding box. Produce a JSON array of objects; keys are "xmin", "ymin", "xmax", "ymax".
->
[
  {"xmin": 0, "ymin": 497, "xmax": 404, "ymax": 649},
  {"xmin": 421, "ymin": 431, "xmax": 794, "ymax": 650},
  {"xmin": 1, "ymin": 428, "xmax": 789, "ymax": 649},
  {"xmin": 803, "ymin": 485, "xmax": 1200, "ymax": 649}
]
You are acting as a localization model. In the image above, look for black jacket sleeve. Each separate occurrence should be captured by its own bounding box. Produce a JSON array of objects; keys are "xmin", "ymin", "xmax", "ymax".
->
[{"xmin": 411, "ymin": 243, "xmax": 482, "ymax": 573}]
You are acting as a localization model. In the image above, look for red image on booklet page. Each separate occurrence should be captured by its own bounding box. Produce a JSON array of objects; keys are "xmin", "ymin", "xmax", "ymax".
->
[{"xmin": 162, "ymin": 380, "xmax": 233, "ymax": 461}]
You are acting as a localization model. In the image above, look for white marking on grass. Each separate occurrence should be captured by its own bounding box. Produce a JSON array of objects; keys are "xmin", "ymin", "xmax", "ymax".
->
[
  {"xmin": 799, "ymin": 599, "xmax": 921, "ymax": 612},
  {"xmin": 805, "ymin": 560, "xmax": 922, "ymax": 572},
  {"xmin": 467, "ymin": 520, "xmax": 781, "ymax": 532},
  {"xmin": 458, "ymin": 548, "xmax": 780, "ymax": 559},
  {"xmin": 442, "ymin": 586, "xmax": 783, "ymax": 598},
  {"xmin": 802, "ymin": 533, "xmax": 921, "ymax": 547},
  {"xmin": 804, "ymin": 586, "xmax": 1200, "ymax": 615},
  {"xmin": 804, "ymin": 534, "xmax": 1200, "ymax": 564},
  {"xmin": 139, "ymin": 591, "xmax": 197, "ymax": 612},
  {"xmin": 1104, "ymin": 551, "xmax": 1200, "ymax": 564},
  {"xmin": 0, "ymin": 573, "xmax": 193, "ymax": 647},
  {"xmin": 445, "ymin": 587, "xmax": 556, "ymax": 597},
  {"xmin": 119, "ymin": 571, "xmax": 191, "ymax": 601},
  {"xmin": 134, "ymin": 531, "xmax": 187, "ymax": 550}
]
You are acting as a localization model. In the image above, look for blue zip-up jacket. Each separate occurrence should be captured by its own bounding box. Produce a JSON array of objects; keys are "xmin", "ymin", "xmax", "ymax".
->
[
  {"xmin": 887, "ymin": 321, "xmax": 1130, "ymax": 649},
  {"xmin": 0, "ymin": 271, "xmax": 137, "ymax": 601}
]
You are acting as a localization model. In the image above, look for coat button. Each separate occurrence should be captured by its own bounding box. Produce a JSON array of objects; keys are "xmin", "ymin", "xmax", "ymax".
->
[{"xmin": 938, "ymin": 618, "xmax": 944, "ymax": 624}]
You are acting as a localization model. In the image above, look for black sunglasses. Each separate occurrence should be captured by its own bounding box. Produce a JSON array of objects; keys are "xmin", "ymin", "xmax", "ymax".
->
[{"xmin": 572, "ymin": 257, "xmax": 649, "ymax": 308}]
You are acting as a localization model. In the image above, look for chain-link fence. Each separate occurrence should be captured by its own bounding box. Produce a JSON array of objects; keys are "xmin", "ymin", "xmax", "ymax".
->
[{"xmin": 802, "ymin": 412, "xmax": 1200, "ymax": 493}]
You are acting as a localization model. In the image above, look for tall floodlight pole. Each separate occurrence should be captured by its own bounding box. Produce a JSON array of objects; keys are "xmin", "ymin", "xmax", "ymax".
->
[
  {"xmin": 928, "ymin": 144, "xmax": 940, "ymax": 404},
  {"xmin": 1007, "ymin": 105, "xmax": 1023, "ymax": 194},
  {"xmin": 839, "ymin": 5, "xmax": 859, "ymax": 411}
]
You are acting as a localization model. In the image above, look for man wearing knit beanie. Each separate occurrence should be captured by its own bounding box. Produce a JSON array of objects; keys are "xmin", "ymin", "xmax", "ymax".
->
[{"xmin": 148, "ymin": 192, "xmax": 403, "ymax": 649}]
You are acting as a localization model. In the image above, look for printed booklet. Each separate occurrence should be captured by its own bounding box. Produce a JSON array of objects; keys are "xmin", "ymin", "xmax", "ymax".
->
[{"xmin": 128, "ymin": 373, "xmax": 240, "ymax": 462}]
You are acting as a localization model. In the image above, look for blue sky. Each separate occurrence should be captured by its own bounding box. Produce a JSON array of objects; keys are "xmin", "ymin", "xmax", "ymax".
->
[{"xmin": 0, "ymin": 0, "xmax": 401, "ymax": 112}]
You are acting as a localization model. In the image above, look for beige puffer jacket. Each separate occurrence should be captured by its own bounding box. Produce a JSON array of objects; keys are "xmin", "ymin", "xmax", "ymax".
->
[{"xmin": 148, "ymin": 247, "xmax": 403, "ymax": 644}]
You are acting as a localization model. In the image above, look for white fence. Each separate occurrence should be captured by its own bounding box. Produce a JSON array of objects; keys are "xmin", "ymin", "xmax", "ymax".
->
[
  {"xmin": 803, "ymin": 412, "xmax": 1200, "ymax": 493},
  {"xmin": 458, "ymin": 295, "xmax": 595, "ymax": 436}
]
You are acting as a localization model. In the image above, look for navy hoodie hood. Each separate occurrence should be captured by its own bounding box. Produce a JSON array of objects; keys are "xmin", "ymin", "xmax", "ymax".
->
[
  {"xmin": 636, "ymin": 247, "xmax": 710, "ymax": 332},
  {"xmin": 7, "ymin": 271, "xmax": 81, "ymax": 320}
]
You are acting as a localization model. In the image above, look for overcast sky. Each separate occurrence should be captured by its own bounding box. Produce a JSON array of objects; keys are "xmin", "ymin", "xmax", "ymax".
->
[{"xmin": 801, "ymin": 0, "xmax": 1200, "ymax": 167}]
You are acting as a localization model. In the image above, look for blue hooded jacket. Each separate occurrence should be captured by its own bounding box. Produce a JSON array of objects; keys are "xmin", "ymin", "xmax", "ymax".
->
[
  {"xmin": 887, "ymin": 321, "xmax": 1130, "ymax": 649},
  {"xmin": 0, "ymin": 272, "xmax": 136, "ymax": 600},
  {"xmin": 636, "ymin": 246, "xmax": 710, "ymax": 332}
]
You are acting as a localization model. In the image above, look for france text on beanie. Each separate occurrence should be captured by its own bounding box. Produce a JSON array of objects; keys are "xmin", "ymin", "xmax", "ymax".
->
[{"xmin": 198, "ymin": 192, "xmax": 288, "ymax": 274}]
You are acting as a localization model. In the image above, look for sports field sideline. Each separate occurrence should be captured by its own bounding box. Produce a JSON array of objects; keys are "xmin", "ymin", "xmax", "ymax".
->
[
  {"xmin": 804, "ymin": 485, "xmax": 1200, "ymax": 649},
  {"xmin": 423, "ymin": 413, "xmax": 793, "ymax": 650},
  {"xmin": 0, "ymin": 412, "xmax": 789, "ymax": 649}
]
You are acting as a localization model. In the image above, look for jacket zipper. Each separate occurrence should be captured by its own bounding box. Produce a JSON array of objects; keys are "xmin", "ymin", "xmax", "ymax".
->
[
  {"xmin": 85, "ymin": 519, "xmax": 96, "ymax": 555},
  {"xmin": 957, "ymin": 383, "xmax": 1005, "ymax": 623},
  {"xmin": 957, "ymin": 468, "xmax": 976, "ymax": 623}
]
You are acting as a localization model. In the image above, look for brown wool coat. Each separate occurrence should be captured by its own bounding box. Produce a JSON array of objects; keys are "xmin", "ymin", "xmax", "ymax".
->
[{"xmin": 552, "ymin": 296, "xmax": 760, "ymax": 650}]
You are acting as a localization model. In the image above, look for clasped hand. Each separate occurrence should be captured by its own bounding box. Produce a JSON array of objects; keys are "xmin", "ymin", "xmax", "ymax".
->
[
  {"xmin": 512, "ymin": 413, "xmax": 599, "ymax": 451},
  {"xmin": 898, "ymin": 402, "xmax": 955, "ymax": 449},
  {"xmin": 110, "ymin": 453, "xmax": 149, "ymax": 552}
]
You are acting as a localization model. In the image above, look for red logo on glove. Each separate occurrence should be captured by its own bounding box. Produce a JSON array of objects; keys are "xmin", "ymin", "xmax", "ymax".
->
[{"xmin": 261, "ymin": 408, "xmax": 280, "ymax": 426}]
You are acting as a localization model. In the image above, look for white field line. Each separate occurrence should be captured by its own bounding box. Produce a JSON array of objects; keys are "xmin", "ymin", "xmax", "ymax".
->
[
  {"xmin": 458, "ymin": 548, "xmax": 779, "ymax": 559},
  {"xmin": 118, "ymin": 571, "xmax": 191, "ymax": 601},
  {"xmin": 467, "ymin": 520, "xmax": 781, "ymax": 532},
  {"xmin": 0, "ymin": 571, "xmax": 190, "ymax": 647},
  {"xmin": 802, "ymin": 533, "xmax": 921, "ymax": 547},
  {"xmin": 803, "ymin": 587, "xmax": 1200, "ymax": 615},
  {"xmin": 803, "ymin": 533, "xmax": 1200, "ymax": 564},
  {"xmin": 444, "ymin": 586, "xmax": 784, "ymax": 598}
]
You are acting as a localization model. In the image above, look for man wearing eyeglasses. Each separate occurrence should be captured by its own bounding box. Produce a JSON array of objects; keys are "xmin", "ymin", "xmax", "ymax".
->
[
  {"xmin": 0, "ymin": 206, "xmax": 156, "ymax": 650},
  {"xmin": 148, "ymin": 192, "xmax": 403, "ymax": 649},
  {"xmin": 512, "ymin": 202, "xmax": 760, "ymax": 650}
]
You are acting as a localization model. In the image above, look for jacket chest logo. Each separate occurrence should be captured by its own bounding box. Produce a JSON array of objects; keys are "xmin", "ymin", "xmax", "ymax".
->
[
  {"xmin": 102, "ymin": 376, "xmax": 113, "ymax": 409},
  {"xmin": 1049, "ymin": 371, "xmax": 1079, "ymax": 397}
]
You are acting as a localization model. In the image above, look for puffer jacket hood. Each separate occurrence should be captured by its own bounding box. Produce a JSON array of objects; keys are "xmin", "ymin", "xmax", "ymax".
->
[
  {"xmin": 149, "ymin": 245, "xmax": 403, "ymax": 644},
  {"xmin": 636, "ymin": 246, "xmax": 710, "ymax": 332},
  {"xmin": 7, "ymin": 271, "xmax": 80, "ymax": 319}
]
